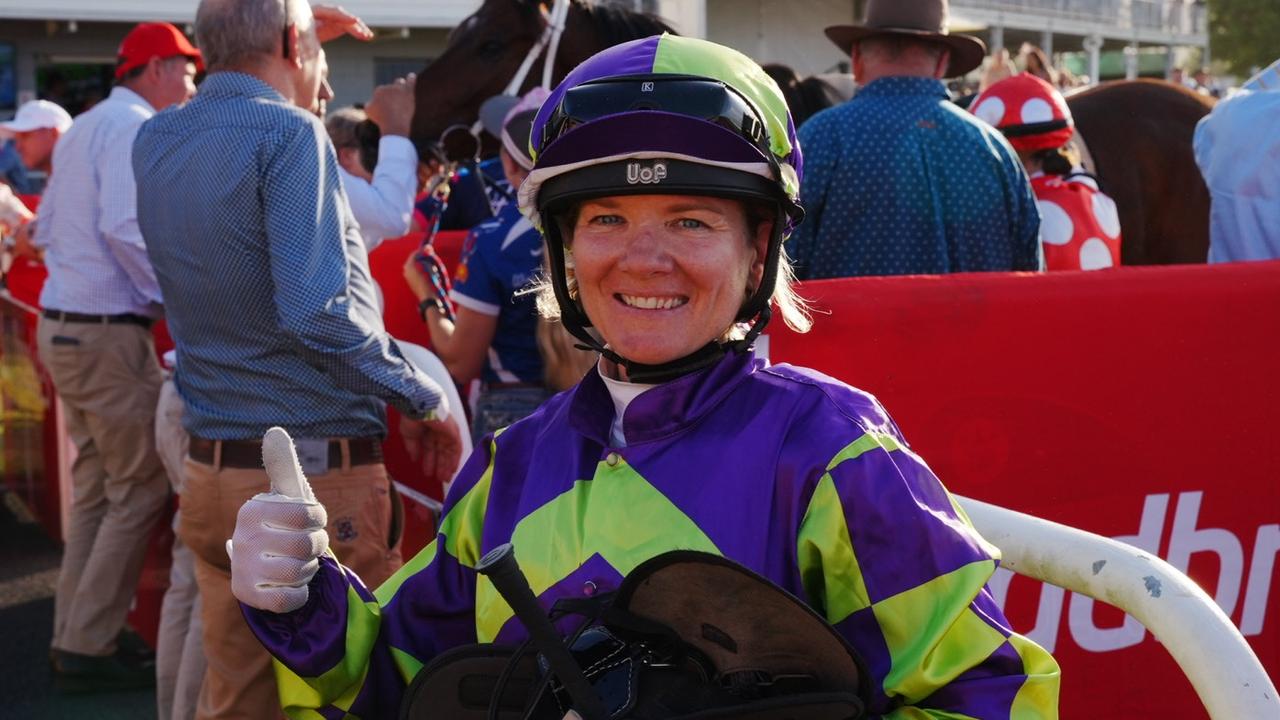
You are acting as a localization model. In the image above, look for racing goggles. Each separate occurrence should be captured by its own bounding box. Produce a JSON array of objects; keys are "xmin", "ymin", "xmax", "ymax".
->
[{"xmin": 540, "ymin": 74, "xmax": 771, "ymax": 158}]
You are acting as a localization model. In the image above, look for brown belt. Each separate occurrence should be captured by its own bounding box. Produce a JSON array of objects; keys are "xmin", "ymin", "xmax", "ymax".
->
[
  {"xmin": 43, "ymin": 309, "xmax": 153, "ymax": 329},
  {"xmin": 188, "ymin": 436, "xmax": 383, "ymax": 470}
]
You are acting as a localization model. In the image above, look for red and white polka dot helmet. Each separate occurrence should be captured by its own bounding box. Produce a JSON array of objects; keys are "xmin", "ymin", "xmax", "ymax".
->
[{"xmin": 970, "ymin": 73, "xmax": 1074, "ymax": 152}]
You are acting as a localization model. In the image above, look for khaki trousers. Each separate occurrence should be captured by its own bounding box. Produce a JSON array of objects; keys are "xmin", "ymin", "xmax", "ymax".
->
[
  {"xmin": 180, "ymin": 450, "xmax": 402, "ymax": 720},
  {"xmin": 155, "ymin": 376, "xmax": 205, "ymax": 720},
  {"xmin": 37, "ymin": 316, "xmax": 171, "ymax": 657}
]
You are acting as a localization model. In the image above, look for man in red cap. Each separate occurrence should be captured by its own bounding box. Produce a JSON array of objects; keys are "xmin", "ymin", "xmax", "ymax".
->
[
  {"xmin": 115, "ymin": 22, "xmax": 205, "ymax": 85},
  {"xmin": 35, "ymin": 21, "xmax": 201, "ymax": 694}
]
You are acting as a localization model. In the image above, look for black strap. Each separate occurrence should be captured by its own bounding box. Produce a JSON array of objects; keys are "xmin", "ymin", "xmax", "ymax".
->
[{"xmin": 1001, "ymin": 118, "xmax": 1070, "ymax": 138}]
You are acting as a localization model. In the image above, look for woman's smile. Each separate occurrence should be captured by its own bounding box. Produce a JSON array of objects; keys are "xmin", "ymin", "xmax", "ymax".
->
[{"xmin": 615, "ymin": 293, "xmax": 690, "ymax": 311}]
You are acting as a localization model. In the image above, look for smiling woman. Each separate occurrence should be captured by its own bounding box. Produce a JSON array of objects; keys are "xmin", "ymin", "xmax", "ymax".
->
[
  {"xmin": 557, "ymin": 194, "xmax": 765, "ymax": 366},
  {"xmin": 234, "ymin": 34, "xmax": 1061, "ymax": 720}
]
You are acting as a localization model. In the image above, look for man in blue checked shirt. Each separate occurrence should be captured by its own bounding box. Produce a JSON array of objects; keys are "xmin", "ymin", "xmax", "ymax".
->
[
  {"xmin": 132, "ymin": 2, "xmax": 461, "ymax": 717},
  {"xmin": 786, "ymin": 0, "xmax": 1041, "ymax": 279}
]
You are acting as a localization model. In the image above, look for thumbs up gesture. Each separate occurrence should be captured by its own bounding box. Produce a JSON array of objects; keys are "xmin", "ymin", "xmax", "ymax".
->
[{"xmin": 229, "ymin": 427, "xmax": 331, "ymax": 613}]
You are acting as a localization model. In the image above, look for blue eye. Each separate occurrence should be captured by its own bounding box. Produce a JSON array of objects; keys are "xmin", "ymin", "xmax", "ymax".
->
[
  {"xmin": 676, "ymin": 218, "xmax": 707, "ymax": 230},
  {"xmin": 589, "ymin": 214, "xmax": 623, "ymax": 225}
]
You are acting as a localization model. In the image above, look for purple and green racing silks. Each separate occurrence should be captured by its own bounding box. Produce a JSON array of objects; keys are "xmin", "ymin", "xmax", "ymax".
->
[{"xmin": 243, "ymin": 351, "xmax": 1060, "ymax": 719}]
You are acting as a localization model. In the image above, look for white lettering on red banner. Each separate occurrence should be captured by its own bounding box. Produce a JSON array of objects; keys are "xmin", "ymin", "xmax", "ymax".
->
[{"xmin": 987, "ymin": 491, "xmax": 1279, "ymax": 653}]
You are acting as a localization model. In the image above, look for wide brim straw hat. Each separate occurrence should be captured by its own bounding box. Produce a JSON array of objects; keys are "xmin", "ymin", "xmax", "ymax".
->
[{"xmin": 824, "ymin": 0, "xmax": 987, "ymax": 78}]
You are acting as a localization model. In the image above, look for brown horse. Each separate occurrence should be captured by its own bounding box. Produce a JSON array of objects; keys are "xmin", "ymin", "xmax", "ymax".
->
[
  {"xmin": 1066, "ymin": 79, "xmax": 1214, "ymax": 264},
  {"xmin": 411, "ymin": 0, "xmax": 672, "ymax": 160},
  {"xmin": 762, "ymin": 64, "xmax": 845, "ymax": 128}
]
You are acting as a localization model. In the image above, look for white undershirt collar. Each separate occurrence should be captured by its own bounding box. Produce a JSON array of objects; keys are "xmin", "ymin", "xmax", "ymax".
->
[{"xmin": 597, "ymin": 363, "xmax": 657, "ymax": 448}]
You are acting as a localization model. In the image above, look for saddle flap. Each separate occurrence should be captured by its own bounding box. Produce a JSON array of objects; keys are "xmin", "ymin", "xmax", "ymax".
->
[
  {"xmin": 400, "ymin": 644, "xmax": 538, "ymax": 720},
  {"xmin": 613, "ymin": 551, "xmax": 867, "ymax": 697}
]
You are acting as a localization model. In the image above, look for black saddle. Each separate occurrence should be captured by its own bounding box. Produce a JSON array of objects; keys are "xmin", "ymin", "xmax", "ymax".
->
[{"xmin": 400, "ymin": 551, "xmax": 868, "ymax": 720}]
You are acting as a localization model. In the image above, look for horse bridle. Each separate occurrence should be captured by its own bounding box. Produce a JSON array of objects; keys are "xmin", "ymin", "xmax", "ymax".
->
[{"xmin": 436, "ymin": 0, "xmax": 571, "ymax": 163}]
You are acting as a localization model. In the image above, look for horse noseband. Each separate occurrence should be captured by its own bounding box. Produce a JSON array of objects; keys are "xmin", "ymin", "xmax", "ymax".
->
[{"xmin": 439, "ymin": 122, "xmax": 483, "ymax": 163}]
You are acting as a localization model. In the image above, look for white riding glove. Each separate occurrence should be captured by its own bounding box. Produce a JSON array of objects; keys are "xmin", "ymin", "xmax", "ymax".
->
[{"xmin": 228, "ymin": 427, "xmax": 330, "ymax": 614}]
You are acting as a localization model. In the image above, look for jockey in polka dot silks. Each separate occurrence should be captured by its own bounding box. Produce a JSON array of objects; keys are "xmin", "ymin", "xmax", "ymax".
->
[{"xmin": 971, "ymin": 73, "xmax": 1123, "ymax": 271}]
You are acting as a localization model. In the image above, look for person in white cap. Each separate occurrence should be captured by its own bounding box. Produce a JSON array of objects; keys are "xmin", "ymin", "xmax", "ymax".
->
[
  {"xmin": 1193, "ymin": 57, "xmax": 1280, "ymax": 263},
  {"xmin": 0, "ymin": 99, "xmax": 73, "ymax": 175},
  {"xmin": 0, "ymin": 100, "xmax": 72, "ymax": 259}
]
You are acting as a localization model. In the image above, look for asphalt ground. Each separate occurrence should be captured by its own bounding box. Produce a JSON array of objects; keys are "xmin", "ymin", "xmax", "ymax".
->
[{"xmin": 0, "ymin": 490, "xmax": 156, "ymax": 720}]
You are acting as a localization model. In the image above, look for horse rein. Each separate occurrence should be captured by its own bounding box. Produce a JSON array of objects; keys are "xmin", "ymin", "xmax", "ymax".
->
[{"xmin": 437, "ymin": 0, "xmax": 570, "ymax": 164}]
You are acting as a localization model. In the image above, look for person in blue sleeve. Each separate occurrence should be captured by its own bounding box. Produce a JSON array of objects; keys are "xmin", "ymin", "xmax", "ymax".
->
[{"xmin": 404, "ymin": 88, "xmax": 553, "ymax": 440}]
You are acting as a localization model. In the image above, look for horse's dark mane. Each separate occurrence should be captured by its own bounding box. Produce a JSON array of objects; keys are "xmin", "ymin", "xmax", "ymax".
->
[
  {"xmin": 572, "ymin": 0, "xmax": 676, "ymax": 45},
  {"xmin": 763, "ymin": 63, "xmax": 841, "ymax": 127}
]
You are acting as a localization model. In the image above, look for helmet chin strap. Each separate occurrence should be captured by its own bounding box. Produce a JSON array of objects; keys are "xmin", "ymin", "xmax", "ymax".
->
[
  {"xmin": 580, "ymin": 306, "xmax": 771, "ymax": 385},
  {"xmin": 578, "ymin": 304, "xmax": 768, "ymax": 384}
]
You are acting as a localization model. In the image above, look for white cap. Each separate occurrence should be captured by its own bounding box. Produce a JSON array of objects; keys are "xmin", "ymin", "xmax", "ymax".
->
[{"xmin": 0, "ymin": 100, "xmax": 73, "ymax": 137}]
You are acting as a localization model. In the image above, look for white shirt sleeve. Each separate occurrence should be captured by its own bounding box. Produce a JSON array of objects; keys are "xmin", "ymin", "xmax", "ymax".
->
[
  {"xmin": 97, "ymin": 114, "xmax": 163, "ymax": 305},
  {"xmin": 342, "ymin": 135, "xmax": 419, "ymax": 252},
  {"xmin": 1194, "ymin": 90, "xmax": 1280, "ymax": 263}
]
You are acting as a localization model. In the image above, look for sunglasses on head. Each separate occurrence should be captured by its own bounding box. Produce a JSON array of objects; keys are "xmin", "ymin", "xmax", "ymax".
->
[{"xmin": 540, "ymin": 74, "xmax": 770, "ymax": 156}]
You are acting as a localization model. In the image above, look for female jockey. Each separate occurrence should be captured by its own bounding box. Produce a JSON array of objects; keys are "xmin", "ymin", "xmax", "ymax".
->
[
  {"xmin": 970, "ymin": 73, "xmax": 1123, "ymax": 271},
  {"xmin": 229, "ymin": 35, "xmax": 1060, "ymax": 719}
]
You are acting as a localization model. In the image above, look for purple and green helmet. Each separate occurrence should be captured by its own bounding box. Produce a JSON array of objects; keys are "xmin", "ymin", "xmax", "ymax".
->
[
  {"xmin": 519, "ymin": 33, "xmax": 803, "ymax": 234},
  {"xmin": 518, "ymin": 34, "xmax": 806, "ymax": 382}
]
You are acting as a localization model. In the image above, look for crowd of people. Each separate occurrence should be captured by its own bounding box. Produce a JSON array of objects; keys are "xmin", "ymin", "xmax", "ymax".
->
[{"xmin": 0, "ymin": 0, "xmax": 1275, "ymax": 718}]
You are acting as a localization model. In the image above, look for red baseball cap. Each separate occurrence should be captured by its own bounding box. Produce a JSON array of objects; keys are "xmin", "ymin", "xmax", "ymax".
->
[{"xmin": 115, "ymin": 22, "xmax": 204, "ymax": 80}]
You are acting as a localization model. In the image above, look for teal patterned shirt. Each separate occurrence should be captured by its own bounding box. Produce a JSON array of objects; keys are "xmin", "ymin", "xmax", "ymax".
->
[{"xmin": 787, "ymin": 77, "xmax": 1042, "ymax": 279}]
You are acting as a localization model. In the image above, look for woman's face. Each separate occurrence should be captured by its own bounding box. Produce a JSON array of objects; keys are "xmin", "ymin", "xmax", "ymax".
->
[{"xmin": 568, "ymin": 194, "xmax": 768, "ymax": 367}]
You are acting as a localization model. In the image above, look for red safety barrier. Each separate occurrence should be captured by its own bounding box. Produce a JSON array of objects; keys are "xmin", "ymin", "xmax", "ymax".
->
[
  {"xmin": 767, "ymin": 261, "xmax": 1280, "ymax": 718},
  {"xmin": 366, "ymin": 230, "xmax": 468, "ymax": 552},
  {"xmin": 3, "ymin": 188, "xmax": 179, "ymax": 646},
  {"xmin": 1, "ymin": 194, "xmax": 64, "ymax": 546}
]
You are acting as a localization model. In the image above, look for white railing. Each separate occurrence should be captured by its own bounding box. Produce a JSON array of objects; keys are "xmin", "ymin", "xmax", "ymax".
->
[{"xmin": 958, "ymin": 496, "xmax": 1279, "ymax": 719}]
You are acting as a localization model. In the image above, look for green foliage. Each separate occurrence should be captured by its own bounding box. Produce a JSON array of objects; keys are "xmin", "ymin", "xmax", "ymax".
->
[{"xmin": 1208, "ymin": 0, "xmax": 1280, "ymax": 76}]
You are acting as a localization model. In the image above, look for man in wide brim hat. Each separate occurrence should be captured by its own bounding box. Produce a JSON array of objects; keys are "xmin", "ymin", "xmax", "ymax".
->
[
  {"xmin": 824, "ymin": 0, "xmax": 986, "ymax": 78},
  {"xmin": 785, "ymin": 0, "xmax": 1041, "ymax": 281}
]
